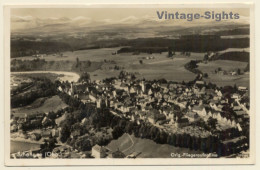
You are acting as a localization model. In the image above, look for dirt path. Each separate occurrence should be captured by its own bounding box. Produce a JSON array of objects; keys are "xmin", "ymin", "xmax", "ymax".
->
[
  {"xmin": 122, "ymin": 134, "xmax": 134, "ymax": 153},
  {"xmin": 147, "ymin": 59, "xmax": 173, "ymax": 65}
]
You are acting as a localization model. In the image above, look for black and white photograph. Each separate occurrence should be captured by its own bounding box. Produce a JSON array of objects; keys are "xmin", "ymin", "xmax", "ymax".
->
[{"xmin": 3, "ymin": 3, "xmax": 255, "ymax": 166}]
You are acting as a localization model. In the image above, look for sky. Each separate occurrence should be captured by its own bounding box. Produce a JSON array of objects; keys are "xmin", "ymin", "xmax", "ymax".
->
[
  {"xmin": 11, "ymin": 7, "xmax": 249, "ymax": 19},
  {"xmin": 10, "ymin": 7, "xmax": 250, "ymax": 31}
]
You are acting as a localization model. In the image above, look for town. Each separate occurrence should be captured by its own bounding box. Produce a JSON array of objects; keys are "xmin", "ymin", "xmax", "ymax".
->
[{"xmin": 10, "ymin": 70, "xmax": 250, "ymax": 158}]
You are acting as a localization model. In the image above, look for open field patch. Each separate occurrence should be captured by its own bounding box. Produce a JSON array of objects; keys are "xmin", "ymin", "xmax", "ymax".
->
[
  {"xmin": 198, "ymin": 60, "xmax": 248, "ymax": 73},
  {"xmin": 11, "ymin": 47, "xmax": 250, "ymax": 87},
  {"xmin": 85, "ymin": 50, "xmax": 204, "ymax": 82}
]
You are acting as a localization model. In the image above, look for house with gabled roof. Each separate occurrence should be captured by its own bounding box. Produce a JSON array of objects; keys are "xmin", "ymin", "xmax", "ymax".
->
[
  {"xmin": 192, "ymin": 105, "xmax": 207, "ymax": 117},
  {"xmin": 232, "ymin": 93, "xmax": 240, "ymax": 99},
  {"xmin": 91, "ymin": 144, "xmax": 107, "ymax": 158}
]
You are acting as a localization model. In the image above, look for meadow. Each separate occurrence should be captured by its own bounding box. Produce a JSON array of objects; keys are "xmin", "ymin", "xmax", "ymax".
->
[{"xmin": 62, "ymin": 49, "xmax": 203, "ymax": 82}]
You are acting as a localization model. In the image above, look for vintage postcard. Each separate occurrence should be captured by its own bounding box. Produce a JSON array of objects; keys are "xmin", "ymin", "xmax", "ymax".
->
[{"xmin": 4, "ymin": 3, "xmax": 255, "ymax": 166}]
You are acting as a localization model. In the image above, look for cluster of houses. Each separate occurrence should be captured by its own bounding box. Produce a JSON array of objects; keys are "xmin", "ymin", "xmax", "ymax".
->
[
  {"xmin": 57, "ymin": 71, "xmax": 249, "ymax": 139},
  {"xmin": 11, "ymin": 112, "xmax": 44, "ymax": 132},
  {"xmin": 11, "ymin": 111, "xmax": 61, "ymax": 141},
  {"xmin": 91, "ymin": 144, "xmax": 126, "ymax": 158},
  {"xmin": 215, "ymin": 69, "xmax": 243, "ymax": 76},
  {"xmin": 10, "ymin": 70, "xmax": 250, "ymax": 157}
]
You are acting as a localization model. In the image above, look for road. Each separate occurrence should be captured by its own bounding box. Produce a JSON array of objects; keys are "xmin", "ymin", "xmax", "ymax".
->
[{"xmin": 236, "ymin": 99, "xmax": 250, "ymax": 115}]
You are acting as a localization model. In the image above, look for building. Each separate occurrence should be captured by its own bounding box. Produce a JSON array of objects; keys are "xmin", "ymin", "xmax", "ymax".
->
[
  {"xmin": 91, "ymin": 144, "xmax": 107, "ymax": 158},
  {"xmin": 30, "ymin": 133, "xmax": 41, "ymax": 141},
  {"xmin": 147, "ymin": 114, "xmax": 156, "ymax": 124},
  {"xmin": 192, "ymin": 105, "xmax": 207, "ymax": 117},
  {"xmin": 81, "ymin": 118, "xmax": 88, "ymax": 125},
  {"xmin": 232, "ymin": 93, "xmax": 240, "ymax": 99},
  {"xmin": 238, "ymin": 86, "xmax": 248, "ymax": 91},
  {"xmin": 51, "ymin": 128, "xmax": 60, "ymax": 138}
]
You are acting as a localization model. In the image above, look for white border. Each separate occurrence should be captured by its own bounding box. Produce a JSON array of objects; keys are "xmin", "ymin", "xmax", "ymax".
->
[{"xmin": 2, "ymin": 2, "xmax": 256, "ymax": 166}]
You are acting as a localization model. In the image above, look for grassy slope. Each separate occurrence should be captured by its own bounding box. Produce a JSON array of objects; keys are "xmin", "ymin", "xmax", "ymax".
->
[
  {"xmin": 12, "ymin": 95, "xmax": 68, "ymax": 117},
  {"xmin": 106, "ymin": 133, "xmax": 202, "ymax": 158}
]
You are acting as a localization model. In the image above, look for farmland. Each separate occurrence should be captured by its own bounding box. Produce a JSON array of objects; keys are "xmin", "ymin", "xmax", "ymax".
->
[
  {"xmin": 11, "ymin": 47, "xmax": 250, "ymax": 87},
  {"xmin": 198, "ymin": 60, "xmax": 249, "ymax": 88},
  {"xmin": 12, "ymin": 48, "xmax": 203, "ymax": 82},
  {"xmin": 89, "ymin": 52, "xmax": 201, "ymax": 82}
]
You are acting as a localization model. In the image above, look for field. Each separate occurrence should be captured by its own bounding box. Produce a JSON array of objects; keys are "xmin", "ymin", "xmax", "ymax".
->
[
  {"xmin": 218, "ymin": 47, "xmax": 249, "ymax": 54},
  {"xmin": 11, "ymin": 47, "xmax": 250, "ymax": 87},
  {"xmin": 220, "ymin": 35, "xmax": 249, "ymax": 39},
  {"xmin": 11, "ymin": 47, "xmax": 122, "ymax": 61},
  {"xmin": 66, "ymin": 49, "xmax": 204, "ymax": 82},
  {"xmin": 11, "ymin": 48, "xmax": 203, "ymax": 82},
  {"xmin": 11, "ymin": 95, "xmax": 68, "ymax": 118},
  {"xmin": 106, "ymin": 133, "xmax": 203, "ymax": 158},
  {"xmin": 11, "ymin": 73, "xmax": 61, "ymax": 85},
  {"xmin": 12, "ymin": 72, "xmax": 80, "ymax": 83},
  {"xmin": 198, "ymin": 60, "xmax": 249, "ymax": 88}
]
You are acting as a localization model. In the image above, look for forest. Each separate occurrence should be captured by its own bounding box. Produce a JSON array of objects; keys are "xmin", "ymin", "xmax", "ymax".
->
[
  {"xmin": 11, "ymin": 77, "xmax": 57, "ymax": 108},
  {"xmin": 11, "ymin": 35, "xmax": 249, "ymax": 57}
]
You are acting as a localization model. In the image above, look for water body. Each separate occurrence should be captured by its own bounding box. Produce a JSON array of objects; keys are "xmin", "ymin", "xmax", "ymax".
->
[{"xmin": 10, "ymin": 140, "xmax": 41, "ymax": 154}]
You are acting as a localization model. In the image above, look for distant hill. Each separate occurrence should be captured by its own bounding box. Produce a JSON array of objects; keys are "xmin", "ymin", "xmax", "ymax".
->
[
  {"xmin": 118, "ymin": 36, "xmax": 249, "ymax": 54},
  {"xmin": 11, "ymin": 25, "xmax": 249, "ymax": 57},
  {"xmin": 11, "ymin": 40, "xmax": 72, "ymax": 58},
  {"xmin": 215, "ymin": 28, "xmax": 249, "ymax": 36}
]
